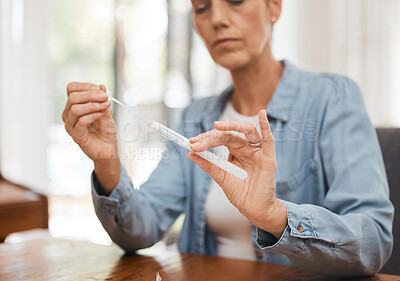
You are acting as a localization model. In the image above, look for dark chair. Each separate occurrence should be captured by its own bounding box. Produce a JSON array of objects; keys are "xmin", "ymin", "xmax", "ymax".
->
[
  {"xmin": 0, "ymin": 172, "xmax": 48, "ymax": 242},
  {"xmin": 376, "ymin": 128, "xmax": 400, "ymax": 275}
]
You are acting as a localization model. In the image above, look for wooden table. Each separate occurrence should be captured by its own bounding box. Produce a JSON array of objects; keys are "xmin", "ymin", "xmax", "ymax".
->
[{"xmin": 0, "ymin": 238, "xmax": 398, "ymax": 281}]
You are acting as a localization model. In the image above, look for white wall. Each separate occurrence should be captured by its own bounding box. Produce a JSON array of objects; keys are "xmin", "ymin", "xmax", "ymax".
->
[{"xmin": 0, "ymin": 0, "xmax": 51, "ymax": 192}]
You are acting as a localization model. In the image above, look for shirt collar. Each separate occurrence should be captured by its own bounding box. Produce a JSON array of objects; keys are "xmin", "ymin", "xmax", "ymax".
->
[
  {"xmin": 198, "ymin": 60, "xmax": 301, "ymax": 131},
  {"xmin": 267, "ymin": 60, "xmax": 301, "ymax": 122}
]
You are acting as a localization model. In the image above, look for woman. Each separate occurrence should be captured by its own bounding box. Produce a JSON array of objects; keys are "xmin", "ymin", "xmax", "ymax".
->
[{"xmin": 62, "ymin": 0, "xmax": 394, "ymax": 276}]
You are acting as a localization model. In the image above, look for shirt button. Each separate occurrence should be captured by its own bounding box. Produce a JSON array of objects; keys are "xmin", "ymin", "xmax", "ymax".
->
[
  {"xmin": 256, "ymin": 252, "xmax": 263, "ymax": 259},
  {"xmin": 297, "ymin": 224, "xmax": 304, "ymax": 233}
]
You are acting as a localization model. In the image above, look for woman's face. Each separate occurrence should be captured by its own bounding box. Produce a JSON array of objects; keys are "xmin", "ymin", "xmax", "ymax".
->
[{"xmin": 191, "ymin": 0, "xmax": 279, "ymax": 70}]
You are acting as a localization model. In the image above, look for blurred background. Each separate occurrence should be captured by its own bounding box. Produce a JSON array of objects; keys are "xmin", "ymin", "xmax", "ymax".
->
[{"xmin": 0, "ymin": 0, "xmax": 399, "ymax": 245}]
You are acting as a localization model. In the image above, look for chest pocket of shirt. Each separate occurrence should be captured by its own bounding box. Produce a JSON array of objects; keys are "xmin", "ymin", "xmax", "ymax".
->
[{"xmin": 275, "ymin": 159, "xmax": 322, "ymax": 205}]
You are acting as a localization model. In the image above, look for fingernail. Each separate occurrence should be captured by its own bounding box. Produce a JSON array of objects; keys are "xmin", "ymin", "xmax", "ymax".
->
[
  {"xmin": 214, "ymin": 121, "xmax": 224, "ymax": 126},
  {"xmin": 261, "ymin": 109, "xmax": 267, "ymax": 116},
  {"xmin": 100, "ymin": 101, "xmax": 109, "ymax": 106},
  {"xmin": 91, "ymin": 85, "xmax": 100, "ymax": 90},
  {"xmin": 99, "ymin": 91, "xmax": 108, "ymax": 98}
]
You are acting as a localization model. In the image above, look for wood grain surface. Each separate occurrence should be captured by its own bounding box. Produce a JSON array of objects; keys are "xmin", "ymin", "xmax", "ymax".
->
[{"xmin": 0, "ymin": 238, "xmax": 398, "ymax": 281}]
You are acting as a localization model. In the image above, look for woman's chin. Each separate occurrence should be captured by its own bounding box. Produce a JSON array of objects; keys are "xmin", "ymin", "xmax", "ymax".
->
[{"xmin": 215, "ymin": 55, "xmax": 250, "ymax": 71}]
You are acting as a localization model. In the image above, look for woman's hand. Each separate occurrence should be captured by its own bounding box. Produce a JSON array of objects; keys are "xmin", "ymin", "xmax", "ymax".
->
[
  {"xmin": 188, "ymin": 110, "xmax": 287, "ymax": 238},
  {"xmin": 62, "ymin": 82, "xmax": 120, "ymax": 193}
]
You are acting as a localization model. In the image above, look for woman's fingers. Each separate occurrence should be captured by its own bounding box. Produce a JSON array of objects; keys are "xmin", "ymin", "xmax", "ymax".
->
[
  {"xmin": 213, "ymin": 120, "xmax": 262, "ymax": 144},
  {"xmin": 65, "ymin": 101, "xmax": 110, "ymax": 133},
  {"xmin": 62, "ymin": 91, "xmax": 108, "ymax": 122},
  {"xmin": 189, "ymin": 129, "xmax": 217, "ymax": 144},
  {"xmin": 71, "ymin": 111, "xmax": 106, "ymax": 143},
  {"xmin": 69, "ymin": 90, "xmax": 108, "ymax": 104},
  {"xmin": 190, "ymin": 119, "xmax": 263, "ymax": 153},
  {"xmin": 187, "ymin": 152, "xmax": 226, "ymax": 186},
  {"xmin": 189, "ymin": 110, "xmax": 275, "ymax": 157},
  {"xmin": 66, "ymin": 82, "xmax": 99, "ymax": 96},
  {"xmin": 190, "ymin": 129, "xmax": 248, "ymax": 152},
  {"xmin": 259, "ymin": 110, "xmax": 275, "ymax": 156}
]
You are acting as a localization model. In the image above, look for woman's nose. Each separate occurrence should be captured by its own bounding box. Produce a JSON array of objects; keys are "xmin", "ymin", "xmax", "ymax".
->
[{"xmin": 211, "ymin": 2, "xmax": 229, "ymax": 29}]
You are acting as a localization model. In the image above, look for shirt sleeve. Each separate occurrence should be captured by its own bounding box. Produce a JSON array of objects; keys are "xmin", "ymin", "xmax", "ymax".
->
[
  {"xmin": 256, "ymin": 76, "xmax": 394, "ymax": 276},
  {"xmin": 91, "ymin": 111, "xmax": 189, "ymax": 252}
]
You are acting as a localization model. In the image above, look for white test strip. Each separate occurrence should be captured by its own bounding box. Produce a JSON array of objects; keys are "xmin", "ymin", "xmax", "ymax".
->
[{"xmin": 150, "ymin": 121, "xmax": 248, "ymax": 180}]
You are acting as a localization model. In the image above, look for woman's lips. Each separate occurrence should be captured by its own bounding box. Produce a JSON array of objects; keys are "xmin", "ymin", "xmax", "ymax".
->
[{"xmin": 213, "ymin": 38, "xmax": 240, "ymax": 48}]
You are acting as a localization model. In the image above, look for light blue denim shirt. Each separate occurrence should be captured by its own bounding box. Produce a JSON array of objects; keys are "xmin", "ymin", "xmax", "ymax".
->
[{"xmin": 91, "ymin": 61, "xmax": 394, "ymax": 276}]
